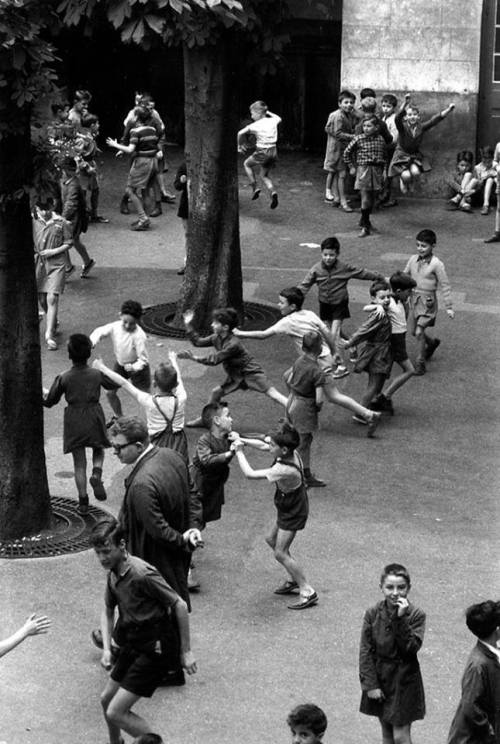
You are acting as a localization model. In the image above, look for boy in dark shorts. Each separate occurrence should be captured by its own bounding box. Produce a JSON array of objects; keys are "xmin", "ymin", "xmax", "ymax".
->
[
  {"xmin": 286, "ymin": 703, "xmax": 328, "ymax": 744},
  {"xmin": 90, "ymin": 519, "xmax": 196, "ymax": 744},
  {"xmin": 178, "ymin": 307, "xmax": 287, "ymax": 427},
  {"xmin": 237, "ymin": 100, "xmax": 281, "ymax": 209}
]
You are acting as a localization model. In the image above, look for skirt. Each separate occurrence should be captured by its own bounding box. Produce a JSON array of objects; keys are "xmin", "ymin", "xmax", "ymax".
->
[
  {"xmin": 354, "ymin": 164, "xmax": 384, "ymax": 191},
  {"xmin": 63, "ymin": 403, "xmax": 109, "ymax": 453},
  {"xmin": 286, "ymin": 393, "xmax": 318, "ymax": 434},
  {"xmin": 150, "ymin": 429, "xmax": 189, "ymax": 463}
]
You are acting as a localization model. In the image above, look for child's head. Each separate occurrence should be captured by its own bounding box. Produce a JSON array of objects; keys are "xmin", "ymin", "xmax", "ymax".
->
[
  {"xmin": 81, "ymin": 113, "xmax": 99, "ymax": 134},
  {"xmin": 68, "ymin": 333, "xmax": 92, "ymax": 363},
  {"xmin": 405, "ymin": 105, "xmax": 420, "ymax": 125},
  {"xmin": 389, "ymin": 271, "xmax": 416, "ymax": 301},
  {"xmin": 381, "ymin": 94, "xmax": 397, "ymax": 115},
  {"xmin": 479, "ymin": 145, "xmax": 494, "ymax": 165},
  {"xmin": 120, "ymin": 299, "xmax": 143, "ymax": 332},
  {"xmin": 51, "ymin": 102, "xmax": 69, "ymax": 121},
  {"xmin": 201, "ymin": 401, "xmax": 232, "ymax": 432},
  {"xmin": 362, "ymin": 114, "xmax": 378, "ymax": 136},
  {"xmin": 278, "ymin": 287, "xmax": 304, "ymax": 315},
  {"xmin": 287, "ymin": 703, "xmax": 327, "ymax": 744},
  {"xmin": 456, "ymin": 150, "xmax": 473, "ymax": 174},
  {"xmin": 369, "ymin": 280, "xmax": 391, "ymax": 308},
  {"xmin": 154, "ymin": 363, "xmax": 178, "ymax": 393},
  {"xmin": 250, "ymin": 100, "xmax": 268, "ymax": 121},
  {"xmin": 267, "ymin": 420, "xmax": 300, "ymax": 459},
  {"xmin": 338, "ymin": 89, "xmax": 355, "ymax": 112},
  {"xmin": 380, "ymin": 563, "xmax": 411, "ymax": 606},
  {"xmin": 415, "ymin": 229, "xmax": 436, "ymax": 258},
  {"xmin": 465, "ymin": 600, "xmax": 500, "ymax": 641},
  {"xmin": 302, "ymin": 331, "xmax": 323, "ymax": 357},
  {"xmin": 320, "ymin": 236, "xmax": 340, "ymax": 267},
  {"xmin": 89, "ymin": 518, "xmax": 127, "ymax": 571},
  {"xmin": 360, "ymin": 88, "xmax": 377, "ymax": 112},
  {"xmin": 211, "ymin": 307, "xmax": 239, "ymax": 335},
  {"xmin": 132, "ymin": 735, "xmax": 164, "ymax": 744}
]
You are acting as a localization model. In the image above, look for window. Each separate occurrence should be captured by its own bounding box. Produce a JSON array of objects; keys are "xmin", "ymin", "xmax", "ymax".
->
[{"xmin": 494, "ymin": 0, "xmax": 500, "ymax": 81}]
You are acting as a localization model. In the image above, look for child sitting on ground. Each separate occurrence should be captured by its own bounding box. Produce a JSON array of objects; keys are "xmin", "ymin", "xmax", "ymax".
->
[
  {"xmin": 286, "ymin": 703, "xmax": 328, "ymax": 744},
  {"xmin": 237, "ymin": 100, "xmax": 281, "ymax": 209},
  {"xmin": 446, "ymin": 150, "xmax": 475, "ymax": 212},
  {"xmin": 472, "ymin": 145, "xmax": 497, "ymax": 215},
  {"xmin": 323, "ymin": 89, "xmax": 357, "ymax": 210}
]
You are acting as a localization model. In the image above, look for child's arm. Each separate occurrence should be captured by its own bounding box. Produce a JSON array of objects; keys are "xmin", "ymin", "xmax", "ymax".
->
[
  {"xmin": 232, "ymin": 442, "xmax": 273, "ymax": 479},
  {"xmin": 324, "ymin": 112, "xmax": 335, "ymax": 135},
  {"xmin": 196, "ymin": 436, "xmax": 234, "ymax": 467},
  {"xmin": 129, "ymin": 333, "xmax": 149, "ymax": 372},
  {"xmin": 359, "ymin": 608, "xmax": 384, "ymax": 699},
  {"xmin": 172, "ymin": 598, "xmax": 197, "ymax": 674},
  {"xmin": 99, "ymin": 604, "xmax": 115, "ymax": 671},
  {"xmin": 342, "ymin": 136, "xmax": 357, "ymax": 168},
  {"xmin": 228, "ymin": 432, "xmax": 271, "ymax": 451},
  {"xmin": 315, "ymin": 385, "xmax": 324, "ymax": 410},
  {"xmin": 265, "ymin": 111, "xmax": 282, "ymax": 124},
  {"xmin": 0, "ymin": 614, "xmax": 50, "ymax": 659},
  {"xmin": 342, "ymin": 311, "xmax": 386, "ymax": 349},
  {"xmin": 91, "ymin": 358, "xmax": 146, "ymax": 403},
  {"xmin": 89, "ymin": 322, "xmax": 114, "ymax": 347},
  {"xmin": 392, "ymin": 604, "xmax": 426, "ymax": 657},
  {"xmin": 421, "ymin": 103, "xmax": 455, "ymax": 132},
  {"xmin": 106, "ymin": 136, "xmax": 135, "ymax": 155},
  {"xmin": 237, "ymin": 123, "xmax": 252, "ymax": 150},
  {"xmin": 42, "ymin": 375, "xmax": 64, "ymax": 407},
  {"xmin": 180, "ymin": 310, "xmax": 216, "ymax": 349},
  {"xmin": 297, "ymin": 267, "xmax": 317, "ymax": 297},
  {"xmin": 434, "ymin": 260, "xmax": 454, "ymax": 318},
  {"xmin": 232, "ymin": 326, "xmax": 276, "ymax": 340}
]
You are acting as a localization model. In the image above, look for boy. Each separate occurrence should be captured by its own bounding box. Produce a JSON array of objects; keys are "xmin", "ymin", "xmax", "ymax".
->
[
  {"xmin": 286, "ymin": 703, "xmax": 328, "ymax": 744},
  {"xmin": 403, "ymin": 229, "xmax": 454, "ymax": 375},
  {"xmin": 234, "ymin": 287, "xmax": 381, "ymax": 437},
  {"xmin": 60, "ymin": 155, "xmax": 96, "ymax": 278},
  {"xmin": 447, "ymin": 600, "xmax": 500, "ymax": 744},
  {"xmin": 379, "ymin": 94, "xmax": 399, "ymax": 207},
  {"xmin": 90, "ymin": 299, "xmax": 151, "ymax": 419},
  {"xmin": 75, "ymin": 113, "xmax": 108, "ymax": 224},
  {"xmin": 237, "ymin": 100, "xmax": 281, "ymax": 209},
  {"xmin": 90, "ymin": 519, "xmax": 197, "ymax": 744},
  {"xmin": 178, "ymin": 307, "xmax": 287, "ymax": 427},
  {"xmin": 323, "ymin": 89, "xmax": 357, "ymax": 210}
]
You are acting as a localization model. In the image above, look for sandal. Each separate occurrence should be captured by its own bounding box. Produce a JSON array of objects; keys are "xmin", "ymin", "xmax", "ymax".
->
[{"xmin": 273, "ymin": 580, "xmax": 299, "ymax": 595}]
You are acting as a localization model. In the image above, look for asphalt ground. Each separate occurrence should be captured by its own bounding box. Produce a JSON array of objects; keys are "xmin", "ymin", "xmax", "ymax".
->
[{"xmin": 1, "ymin": 150, "xmax": 499, "ymax": 744}]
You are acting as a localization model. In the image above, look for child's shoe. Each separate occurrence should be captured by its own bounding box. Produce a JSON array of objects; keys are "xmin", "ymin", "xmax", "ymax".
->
[
  {"xmin": 270, "ymin": 192, "xmax": 279, "ymax": 209},
  {"xmin": 149, "ymin": 203, "xmax": 162, "ymax": 217},
  {"xmin": 366, "ymin": 412, "xmax": 382, "ymax": 438},
  {"xmin": 359, "ymin": 226, "xmax": 370, "ymax": 238},
  {"xmin": 424, "ymin": 337, "xmax": 441, "ymax": 360},
  {"xmin": 305, "ymin": 473, "xmax": 326, "ymax": 488},
  {"xmin": 131, "ymin": 219, "xmax": 150, "ymax": 231},
  {"xmin": 352, "ymin": 414, "xmax": 368, "ymax": 425},
  {"xmin": 372, "ymin": 393, "xmax": 394, "ymax": 415},
  {"xmin": 460, "ymin": 200, "xmax": 472, "ymax": 212},
  {"xmin": 45, "ymin": 337, "xmax": 57, "ymax": 351},
  {"xmin": 332, "ymin": 364, "xmax": 349, "ymax": 379},
  {"xmin": 89, "ymin": 472, "xmax": 107, "ymax": 501},
  {"xmin": 119, "ymin": 195, "xmax": 130, "ymax": 214},
  {"xmin": 414, "ymin": 359, "xmax": 426, "ymax": 375},
  {"xmin": 251, "ymin": 184, "xmax": 261, "ymax": 200},
  {"xmin": 484, "ymin": 232, "xmax": 500, "ymax": 243},
  {"xmin": 340, "ymin": 201, "xmax": 353, "ymax": 212},
  {"xmin": 80, "ymin": 259, "xmax": 95, "ymax": 278},
  {"xmin": 77, "ymin": 496, "xmax": 89, "ymax": 516},
  {"xmin": 481, "ymin": 205, "xmax": 490, "ymax": 215},
  {"xmin": 324, "ymin": 189, "xmax": 334, "ymax": 202}
]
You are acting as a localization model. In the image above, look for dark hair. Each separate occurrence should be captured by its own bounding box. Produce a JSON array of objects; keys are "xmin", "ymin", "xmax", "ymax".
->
[
  {"xmin": 456, "ymin": 150, "xmax": 473, "ymax": 166},
  {"xmin": 132, "ymin": 735, "xmax": 164, "ymax": 744},
  {"xmin": 287, "ymin": 704, "xmax": 327, "ymax": 736},
  {"xmin": 89, "ymin": 518, "xmax": 126, "ymax": 548},
  {"xmin": 338, "ymin": 89, "xmax": 355, "ymax": 103},
  {"xmin": 154, "ymin": 363, "xmax": 178, "ymax": 393},
  {"xmin": 74, "ymin": 89, "xmax": 92, "ymax": 102},
  {"xmin": 68, "ymin": 333, "xmax": 92, "ymax": 363},
  {"xmin": 201, "ymin": 401, "xmax": 229, "ymax": 430},
  {"xmin": 51, "ymin": 102, "xmax": 68, "ymax": 116},
  {"xmin": 369, "ymin": 280, "xmax": 390, "ymax": 297},
  {"xmin": 381, "ymin": 93, "xmax": 397, "ymax": 108},
  {"xmin": 212, "ymin": 307, "xmax": 239, "ymax": 331},
  {"xmin": 416, "ymin": 229, "xmax": 436, "ymax": 246},
  {"xmin": 61, "ymin": 155, "xmax": 77, "ymax": 172},
  {"xmin": 465, "ymin": 600, "xmax": 500, "ymax": 640},
  {"xmin": 320, "ymin": 236, "xmax": 340, "ymax": 253},
  {"xmin": 360, "ymin": 87, "xmax": 376, "ymax": 100},
  {"xmin": 380, "ymin": 563, "xmax": 411, "ymax": 588},
  {"xmin": 302, "ymin": 331, "xmax": 323, "ymax": 355},
  {"xmin": 480, "ymin": 145, "xmax": 494, "ymax": 159},
  {"xmin": 81, "ymin": 113, "xmax": 99, "ymax": 128},
  {"xmin": 135, "ymin": 107, "xmax": 151, "ymax": 124},
  {"xmin": 120, "ymin": 299, "xmax": 143, "ymax": 319},
  {"xmin": 268, "ymin": 420, "xmax": 300, "ymax": 452},
  {"xmin": 109, "ymin": 415, "xmax": 149, "ymax": 444},
  {"xmin": 279, "ymin": 287, "xmax": 304, "ymax": 311},
  {"xmin": 362, "ymin": 114, "xmax": 379, "ymax": 127},
  {"xmin": 389, "ymin": 271, "xmax": 416, "ymax": 292}
]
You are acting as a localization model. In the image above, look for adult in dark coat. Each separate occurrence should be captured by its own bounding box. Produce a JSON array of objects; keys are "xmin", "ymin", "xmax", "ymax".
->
[{"xmin": 447, "ymin": 600, "xmax": 500, "ymax": 744}]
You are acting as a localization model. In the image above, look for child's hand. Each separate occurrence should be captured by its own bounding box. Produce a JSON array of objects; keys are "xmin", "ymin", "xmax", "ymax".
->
[
  {"xmin": 181, "ymin": 650, "xmax": 197, "ymax": 675},
  {"xmin": 237, "ymin": 145, "xmax": 247, "ymax": 154},
  {"xmin": 177, "ymin": 349, "xmax": 193, "ymax": 360},
  {"xmin": 168, "ymin": 350, "xmax": 177, "ymax": 363},
  {"xmin": 123, "ymin": 363, "xmax": 133, "ymax": 373},
  {"xmin": 106, "ymin": 137, "xmax": 118, "ymax": 148},
  {"xmin": 182, "ymin": 309, "xmax": 194, "ymax": 326},
  {"xmin": 227, "ymin": 431, "xmax": 240, "ymax": 442},
  {"xmin": 180, "ymin": 174, "xmax": 187, "ymax": 183},
  {"xmin": 349, "ymin": 167, "xmax": 356, "ymax": 176},
  {"xmin": 230, "ymin": 439, "xmax": 244, "ymax": 452},
  {"xmin": 23, "ymin": 613, "xmax": 51, "ymax": 637},
  {"xmin": 395, "ymin": 597, "xmax": 409, "ymax": 617},
  {"xmin": 232, "ymin": 327, "xmax": 242, "ymax": 336},
  {"xmin": 92, "ymin": 358, "xmax": 104, "ymax": 370},
  {"xmin": 448, "ymin": 103, "xmax": 455, "ymax": 111},
  {"xmin": 101, "ymin": 649, "xmax": 114, "ymax": 671},
  {"xmin": 115, "ymin": 150, "xmax": 124, "ymax": 159},
  {"xmin": 404, "ymin": 92, "xmax": 411, "ymax": 101},
  {"xmin": 367, "ymin": 688, "xmax": 385, "ymax": 701},
  {"xmin": 336, "ymin": 337, "xmax": 348, "ymax": 349},
  {"xmin": 446, "ymin": 309, "xmax": 455, "ymax": 319},
  {"xmin": 183, "ymin": 528, "xmax": 204, "ymax": 549},
  {"xmin": 42, "ymin": 386, "xmax": 49, "ymax": 397}
]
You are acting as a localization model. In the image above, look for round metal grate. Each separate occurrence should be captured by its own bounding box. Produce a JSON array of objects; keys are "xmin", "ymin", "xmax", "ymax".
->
[
  {"xmin": 0, "ymin": 496, "xmax": 112, "ymax": 559},
  {"xmin": 141, "ymin": 301, "xmax": 281, "ymax": 338}
]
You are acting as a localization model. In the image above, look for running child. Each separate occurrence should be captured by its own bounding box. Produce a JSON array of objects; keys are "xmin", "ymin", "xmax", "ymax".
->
[
  {"xmin": 359, "ymin": 563, "xmax": 426, "ymax": 744},
  {"xmin": 60, "ymin": 155, "xmax": 96, "ymax": 278},
  {"xmin": 231, "ymin": 421, "xmax": 318, "ymax": 610},
  {"xmin": 472, "ymin": 145, "xmax": 497, "ymax": 215},
  {"xmin": 389, "ymin": 93, "xmax": 455, "ymax": 194},
  {"xmin": 403, "ymin": 229, "xmax": 454, "ymax": 376},
  {"xmin": 234, "ymin": 287, "xmax": 381, "ymax": 436},
  {"xmin": 178, "ymin": 307, "xmax": 287, "ymax": 427},
  {"xmin": 446, "ymin": 150, "xmax": 475, "ymax": 212},
  {"xmin": 237, "ymin": 100, "xmax": 281, "ymax": 209},
  {"xmin": 90, "ymin": 299, "xmax": 151, "ymax": 420},
  {"xmin": 43, "ymin": 334, "xmax": 117, "ymax": 514},
  {"xmin": 286, "ymin": 704, "xmax": 328, "ymax": 744},
  {"xmin": 92, "ymin": 350, "xmax": 188, "ymax": 462},
  {"xmin": 323, "ymin": 89, "xmax": 357, "ymax": 209}
]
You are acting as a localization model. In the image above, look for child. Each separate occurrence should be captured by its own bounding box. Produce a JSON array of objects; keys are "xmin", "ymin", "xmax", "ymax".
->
[
  {"xmin": 75, "ymin": 113, "xmax": 108, "ymax": 224},
  {"xmin": 341, "ymin": 281, "xmax": 392, "ymax": 429},
  {"xmin": 446, "ymin": 150, "xmax": 475, "ymax": 211},
  {"xmin": 369, "ymin": 271, "xmax": 416, "ymax": 415},
  {"xmin": 446, "ymin": 600, "xmax": 500, "ymax": 744},
  {"xmin": 286, "ymin": 703, "xmax": 328, "ymax": 744},
  {"xmin": 359, "ymin": 563, "xmax": 426, "ymax": 744},
  {"xmin": 178, "ymin": 307, "xmax": 287, "ymax": 427},
  {"xmin": 484, "ymin": 141, "xmax": 500, "ymax": 242},
  {"xmin": 472, "ymin": 145, "xmax": 497, "ymax": 215},
  {"xmin": 323, "ymin": 89, "xmax": 357, "ymax": 210},
  {"xmin": 174, "ymin": 161, "xmax": 188, "ymax": 275},
  {"xmin": 403, "ymin": 229, "xmax": 454, "ymax": 375},
  {"xmin": 379, "ymin": 94, "xmax": 399, "ymax": 207},
  {"xmin": 234, "ymin": 287, "xmax": 381, "ymax": 436},
  {"xmin": 343, "ymin": 115, "xmax": 387, "ymax": 237},
  {"xmin": 60, "ymin": 155, "xmax": 95, "ymax": 278},
  {"xmin": 283, "ymin": 332, "xmax": 326, "ymax": 488},
  {"xmin": 90, "ymin": 299, "xmax": 151, "ymax": 419},
  {"xmin": 92, "ymin": 351, "xmax": 188, "ymax": 462},
  {"xmin": 237, "ymin": 100, "xmax": 281, "ymax": 209},
  {"xmin": 43, "ymin": 334, "xmax": 117, "ymax": 514},
  {"xmin": 0, "ymin": 614, "xmax": 50, "ymax": 659},
  {"xmin": 231, "ymin": 422, "xmax": 318, "ymax": 610},
  {"xmin": 389, "ymin": 93, "xmax": 455, "ymax": 194}
]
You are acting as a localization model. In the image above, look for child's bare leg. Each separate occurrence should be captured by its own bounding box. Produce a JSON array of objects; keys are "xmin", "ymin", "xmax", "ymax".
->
[
  {"xmin": 380, "ymin": 721, "xmax": 395, "ymax": 744},
  {"xmin": 243, "ymin": 157, "xmax": 257, "ymax": 185},
  {"xmin": 265, "ymin": 522, "xmax": 278, "ymax": 550},
  {"xmin": 273, "ymin": 528, "xmax": 314, "ymax": 597},
  {"xmin": 265, "ymin": 387, "xmax": 288, "ymax": 407},
  {"xmin": 262, "ymin": 165, "xmax": 278, "ymax": 208},
  {"xmin": 338, "ymin": 172, "xmax": 348, "ymax": 206},
  {"xmin": 384, "ymin": 359, "xmax": 415, "ymax": 398},
  {"xmin": 483, "ymin": 177, "xmax": 494, "ymax": 207},
  {"xmin": 362, "ymin": 372, "xmax": 385, "ymax": 408},
  {"xmin": 72, "ymin": 447, "xmax": 88, "ymax": 500},
  {"xmin": 391, "ymin": 724, "xmax": 412, "ymax": 744},
  {"xmin": 324, "ymin": 382, "xmax": 377, "ymax": 421},
  {"xmin": 127, "ymin": 186, "xmax": 147, "ymax": 223},
  {"xmin": 325, "ymin": 172, "xmax": 335, "ymax": 200},
  {"xmin": 45, "ymin": 292, "xmax": 59, "ymax": 340},
  {"xmin": 331, "ymin": 172, "xmax": 340, "ymax": 202},
  {"xmin": 106, "ymin": 389, "xmax": 123, "ymax": 418},
  {"xmin": 399, "ymin": 169, "xmax": 412, "ymax": 193},
  {"xmin": 408, "ymin": 163, "xmax": 421, "ymax": 191},
  {"xmin": 101, "ymin": 680, "xmax": 125, "ymax": 744},
  {"xmin": 38, "ymin": 293, "xmax": 48, "ymax": 315},
  {"xmin": 105, "ymin": 687, "xmax": 150, "ymax": 740},
  {"xmin": 297, "ymin": 432, "xmax": 312, "ymax": 470}
]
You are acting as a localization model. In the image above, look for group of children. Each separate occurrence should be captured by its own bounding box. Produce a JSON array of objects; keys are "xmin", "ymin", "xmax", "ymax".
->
[{"xmin": 447, "ymin": 145, "xmax": 499, "ymax": 214}]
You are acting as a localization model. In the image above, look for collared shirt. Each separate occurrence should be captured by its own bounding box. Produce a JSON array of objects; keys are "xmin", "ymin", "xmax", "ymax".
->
[
  {"xmin": 269, "ymin": 310, "xmax": 332, "ymax": 359},
  {"xmin": 404, "ymin": 254, "xmax": 453, "ymax": 309},
  {"xmin": 32, "ymin": 212, "xmax": 72, "ymax": 257},
  {"xmin": 479, "ymin": 640, "xmax": 500, "ymax": 665},
  {"xmin": 343, "ymin": 132, "xmax": 387, "ymax": 166},
  {"xmin": 386, "ymin": 297, "xmax": 408, "ymax": 334},
  {"xmin": 238, "ymin": 112, "xmax": 281, "ymax": 149},
  {"xmin": 299, "ymin": 259, "xmax": 384, "ymax": 305},
  {"xmin": 90, "ymin": 320, "xmax": 149, "ymax": 370},
  {"xmin": 187, "ymin": 330, "xmax": 264, "ymax": 377}
]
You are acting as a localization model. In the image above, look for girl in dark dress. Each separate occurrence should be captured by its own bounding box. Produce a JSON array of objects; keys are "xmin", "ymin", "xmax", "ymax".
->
[
  {"xmin": 359, "ymin": 563, "xmax": 426, "ymax": 744},
  {"xmin": 43, "ymin": 334, "xmax": 116, "ymax": 515}
]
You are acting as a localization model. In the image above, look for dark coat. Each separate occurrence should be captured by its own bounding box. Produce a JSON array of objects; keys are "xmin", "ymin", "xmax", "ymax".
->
[
  {"xmin": 60, "ymin": 175, "xmax": 88, "ymax": 237},
  {"xmin": 447, "ymin": 642, "xmax": 500, "ymax": 744}
]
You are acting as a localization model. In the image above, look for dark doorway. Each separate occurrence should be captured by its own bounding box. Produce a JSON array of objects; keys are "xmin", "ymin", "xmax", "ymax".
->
[{"xmin": 477, "ymin": 0, "xmax": 500, "ymax": 150}]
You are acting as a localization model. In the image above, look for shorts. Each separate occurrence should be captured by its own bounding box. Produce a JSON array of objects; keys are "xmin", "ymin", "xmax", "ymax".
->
[
  {"xmin": 286, "ymin": 393, "xmax": 318, "ymax": 434},
  {"xmin": 319, "ymin": 299, "xmax": 350, "ymax": 322},
  {"xmin": 274, "ymin": 484, "xmax": 309, "ymax": 531},
  {"xmin": 390, "ymin": 332, "xmax": 408, "ymax": 364},
  {"xmin": 317, "ymin": 355, "xmax": 340, "ymax": 387},
  {"xmin": 354, "ymin": 164, "xmax": 384, "ymax": 191},
  {"xmin": 409, "ymin": 291, "xmax": 437, "ymax": 333},
  {"xmin": 245, "ymin": 147, "xmax": 277, "ymax": 170},
  {"xmin": 113, "ymin": 361, "xmax": 151, "ymax": 392},
  {"xmin": 111, "ymin": 641, "xmax": 169, "ymax": 698},
  {"xmin": 219, "ymin": 371, "xmax": 271, "ymax": 395}
]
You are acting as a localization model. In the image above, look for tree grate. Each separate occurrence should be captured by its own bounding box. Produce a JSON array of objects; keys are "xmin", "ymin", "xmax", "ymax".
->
[
  {"xmin": 0, "ymin": 496, "xmax": 112, "ymax": 559},
  {"xmin": 140, "ymin": 301, "xmax": 281, "ymax": 338}
]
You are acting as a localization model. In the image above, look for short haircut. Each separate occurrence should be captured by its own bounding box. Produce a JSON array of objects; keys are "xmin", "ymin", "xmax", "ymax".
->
[
  {"xmin": 132, "ymin": 735, "xmax": 164, "ymax": 744},
  {"xmin": 389, "ymin": 271, "xmax": 416, "ymax": 292},
  {"xmin": 320, "ymin": 236, "xmax": 340, "ymax": 253},
  {"xmin": 362, "ymin": 114, "xmax": 378, "ymax": 127},
  {"xmin": 338, "ymin": 89, "xmax": 355, "ymax": 103},
  {"xmin": 480, "ymin": 145, "xmax": 494, "ymax": 159},
  {"xmin": 406, "ymin": 104, "xmax": 420, "ymax": 115},
  {"xmin": 268, "ymin": 420, "xmax": 300, "ymax": 452},
  {"xmin": 74, "ymin": 89, "xmax": 91, "ymax": 102},
  {"xmin": 416, "ymin": 229, "xmax": 436, "ymax": 246},
  {"xmin": 456, "ymin": 150, "xmax": 473, "ymax": 166},
  {"xmin": 201, "ymin": 401, "xmax": 228, "ymax": 430},
  {"xmin": 109, "ymin": 415, "xmax": 149, "ymax": 444},
  {"xmin": 89, "ymin": 518, "xmax": 126, "ymax": 548},
  {"xmin": 120, "ymin": 299, "xmax": 143, "ymax": 319},
  {"xmin": 302, "ymin": 331, "xmax": 323, "ymax": 355},
  {"xmin": 369, "ymin": 280, "xmax": 390, "ymax": 297},
  {"xmin": 279, "ymin": 287, "xmax": 304, "ymax": 311},
  {"xmin": 68, "ymin": 333, "xmax": 92, "ymax": 363},
  {"xmin": 212, "ymin": 307, "xmax": 239, "ymax": 331},
  {"xmin": 250, "ymin": 100, "xmax": 267, "ymax": 114},
  {"xmin": 380, "ymin": 563, "xmax": 411, "ymax": 588},
  {"xmin": 51, "ymin": 102, "xmax": 68, "ymax": 116},
  {"xmin": 465, "ymin": 600, "xmax": 500, "ymax": 640},
  {"xmin": 381, "ymin": 94, "xmax": 397, "ymax": 108},
  {"xmin": 81, "ymin": 113, "xmax": 99, "ymax": 128},
  {"xmin": 360, "ymin": 87, "xmax": 376, "ymax": 100},
  {"xmin": 287, "ymin": 703, "xmax": 327, "ymax": 736},
  {"xmin": 154, "ymin": 363, "xmax": 178, "ymax": 393}
]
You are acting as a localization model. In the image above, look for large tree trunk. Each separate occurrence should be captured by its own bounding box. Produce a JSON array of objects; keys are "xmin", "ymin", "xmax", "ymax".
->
[
  {"xmin": 0, "ymin": 102, "xmax": 52, "ymax": 540},
  {"xmin": 179, "ymin": 34, "xmax": 243, "ymax": 329}
]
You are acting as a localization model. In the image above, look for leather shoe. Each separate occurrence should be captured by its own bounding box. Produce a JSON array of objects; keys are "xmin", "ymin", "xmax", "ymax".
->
[
  {"xmin": 484, "ymin": 233, "xmax": 500, "ymax": 243},
  {"xmin": 288, "ymin": 592, "xmax": 318, "ymax": 610},
  {"xmin": 274, "ymin": 580, "xmax": 299, "ymax": 595}
]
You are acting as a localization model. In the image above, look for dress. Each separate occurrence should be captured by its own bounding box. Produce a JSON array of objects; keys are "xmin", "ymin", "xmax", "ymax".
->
[
  {"xmin": 33, "ymin": 213, "xmax": 72, "ymax": 295},
  {"xmin": 43, "ymin": 364, "xmax": 116, "ymax": 453},
  {"xmin": 389, "ymin": 109, "xmax": 445, "ymax": 177},
  {"xmin": 350, "ymin": 311, "xmax": 392, "ymax": 375},
  {"xmin": 191, "ymin": 433, "xmax": 231, "ymax": 524},
  {"xmin": 323, "ymin": 108, "xmax": 356, "ymax": 173},
  {"xmin": 359, "ymin": 600, "xmax": 426, "ymax": 726}
]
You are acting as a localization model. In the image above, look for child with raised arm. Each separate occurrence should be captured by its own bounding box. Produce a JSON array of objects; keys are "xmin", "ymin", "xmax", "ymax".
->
[
  {"xmin": 178, "ymin": 307, "xmax": 287, "ymax": 427},
  {"xmin": 359, "ymin": 563, "xmax": 426, "ymax": 744},
  {"xmin": 323, "ymin": 89, "xmax": 357, "ymax": 209},
  {"xmin": 286, "ymin": 704, "xmax": 327, "ymax": 744},
  {"xmin": 237, "ymin": 100, "xmax": 281, "ymax": 209},
  {"xmin": 0, "ymin": 614, "xmax": 50, "ymax": 659},
  {"xmin": 231, "ymin": 421, "xmax": 318, "ymax": 611}
]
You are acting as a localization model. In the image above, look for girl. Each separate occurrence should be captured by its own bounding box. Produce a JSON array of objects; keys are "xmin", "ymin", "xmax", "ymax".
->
[
  {"xmin": 359, "ymin": 563, "xmax": 426, "ymax": 744},
  {"xmin": 323, "ymin": 89, "xmax": 357, "ymax": 210},
  {"xmin": 231, "ymin": 422, "xmax": 318, "ymax": 611},
  {"xmin": 446, "ymin": 150, "xmax": 475, "ymax": 212},
  {"xmin": 43, "ymin": 334, "xmax": 116, "ymax": 515},
  {"xmin": 389, "ymin": 93, "xmax": 455, "ymax": 193},
  {"xmin": 92, "ymin": 350, "xmax": 188, "ymax": 462},
  {"xmin": 472, "ymin": 145, "xmax": 497, "ymax": 215}
]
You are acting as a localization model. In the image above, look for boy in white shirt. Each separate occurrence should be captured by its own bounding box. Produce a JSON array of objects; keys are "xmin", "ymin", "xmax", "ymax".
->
[{"xmin": 237, "ymin": 100, "xmax": 281, "ymax": 209}]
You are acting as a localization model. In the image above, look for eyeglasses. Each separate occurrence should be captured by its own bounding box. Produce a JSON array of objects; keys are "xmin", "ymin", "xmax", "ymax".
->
[{"xmin": 112, "ymin": 441, "xmax": 134, "ymax": 454}]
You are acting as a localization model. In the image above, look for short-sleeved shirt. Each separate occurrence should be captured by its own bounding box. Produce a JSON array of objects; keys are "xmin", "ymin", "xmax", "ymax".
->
[
  {"xmin": 266, "ymin": 454, "xmax": 302, "ymax": 494},
  {"xmin": 134, "ymin": 384, "xmax": 186, "ymax": 435},
  {"xmin": 239, "ymin": 113, "xmax": 281, "ymax": 149},
  {"xmin": 288, "ymin": 355, "xmax": 326, "ymax": 398},
  {"xmin": 90, "ymin": 320, "xmax": 149, "ymax": 371},
  {"xmin": 269, "ymin": 310, "xmax": 331, "ymax": 359}
]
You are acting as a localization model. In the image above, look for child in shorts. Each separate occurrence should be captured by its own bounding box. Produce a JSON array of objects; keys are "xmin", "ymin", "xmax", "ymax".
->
[
  {"xmin": 237, "ymin": 100, "xmax": 281, "ymax": 209},
  {"xmin": 178, "ymin": 307, "xmax": 287, "ymax": 427},
  {"xmin": 379, "ymin": 93, "xmax": 399, "ymax": 207},
  {"xmin": 323, "ymin": 89, "xmax": 357, "ymax": 210},
  {"xmin": 286, "ymin": 703, "xmax": 328, "ymax": 744}
]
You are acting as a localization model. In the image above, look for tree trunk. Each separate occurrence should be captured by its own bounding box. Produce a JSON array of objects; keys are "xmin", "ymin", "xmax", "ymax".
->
[
  {"xmin": 0, "ymin": 103, "xmax": 52, "ymax": 540},
  {"xmin": 178, "ymin": 35, "xmax": 243, "ymax": 329}
]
